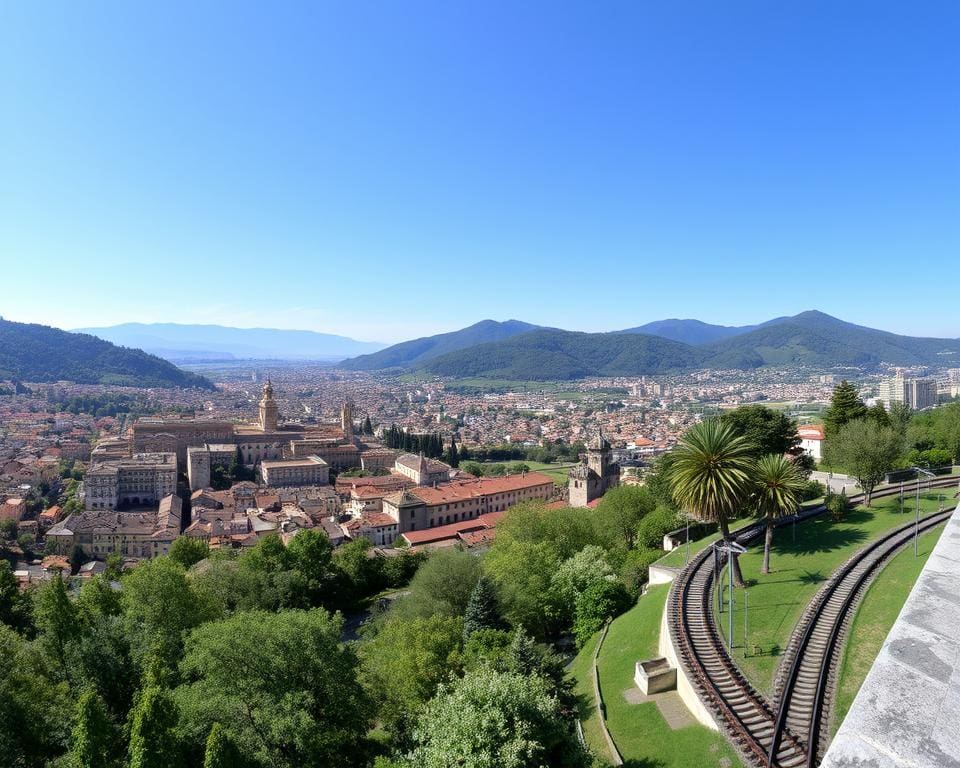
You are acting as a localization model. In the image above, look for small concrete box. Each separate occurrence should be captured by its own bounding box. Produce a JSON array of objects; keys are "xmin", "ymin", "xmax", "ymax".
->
[{"xmin": 634, "ymin": 657, "xmax": 677, "ymax": 695}]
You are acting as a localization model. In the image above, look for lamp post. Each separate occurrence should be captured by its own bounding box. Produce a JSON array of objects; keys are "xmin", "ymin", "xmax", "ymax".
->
[
  {"xmin": 910, "ymin": 466, "xmax": 936, "ymax": 556},
  {"xmin": 717, "ymin": 540, "xmax": 747, "ymax": 648}
]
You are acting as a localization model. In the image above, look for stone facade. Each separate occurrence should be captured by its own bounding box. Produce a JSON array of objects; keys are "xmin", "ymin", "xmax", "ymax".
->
[
  {"xmin": 568, "ymin": 429, "xmax": 620, "ymax": 507},
  {"xmin": 186, "ymin": 444, "xmax": 237, "ymax": 491},
  {"xmin": 382, "ymin": 472, "xmax": 554, "ymax": 533},
  {"xmin": 395, "ymin": 453, "xmax": 451, "ymax": 486},
  {"xmin": 48, "ymin": 494, "xmax": 181, "ymax": 559},
  {"xmin": 85, "ymin": 453, "xmax": 177, "ymax": 510},
  {"xmin": 260, "ymin": 455, "xmax": 330, "ymax": 488}
]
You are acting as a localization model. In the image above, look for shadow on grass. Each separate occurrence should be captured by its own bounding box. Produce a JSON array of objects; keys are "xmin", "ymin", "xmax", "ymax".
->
[
  {"xmin": 575, "ymin": 690, "xmax": 594, "ymax": 721},
  {"xmin": 622, "ymin": 759, "xmax": 666, "ymax": 768},
  {"xmin": 771, "ymin": 523, "xmax": 869, "ymax": 556},
  {"xmin": 798, "ymin": 569, "xmax": 825, "ymax": 586}
]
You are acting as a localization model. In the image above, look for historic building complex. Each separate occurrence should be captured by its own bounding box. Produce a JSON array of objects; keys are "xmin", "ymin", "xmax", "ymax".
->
[{"xmin": 84, "ymin": 452, "xmax": 177, "ymax": 510}]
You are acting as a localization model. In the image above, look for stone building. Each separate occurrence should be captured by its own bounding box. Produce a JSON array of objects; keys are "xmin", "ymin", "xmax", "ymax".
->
[
  {"xmin": 48, "ymin": 493, "xmax": 182, "ymax": 559},
  {"xmin": 84, "ymin": 453, "xmax": 177, "ymax": 510},
  {"xmin": 186, "ymin": 444, "xmax": 238, "ymax": 491},
  {"xmin": 260, "ymin": 455, "xmax": 330, "ymax": 488},
  {"xmin": 130, "ymin": 387, "xmax": 380, "ymax": 486},
  {"xmin": 394, "ymin": 453, "xmax": 451, "ymax": 486},
  {"xmin": 568, "ymin": 429, "xmax": 620, "ymax": 507},
  {"xmin": 382, "ymin": 472, "xmax": 554, "ymax": 534}
]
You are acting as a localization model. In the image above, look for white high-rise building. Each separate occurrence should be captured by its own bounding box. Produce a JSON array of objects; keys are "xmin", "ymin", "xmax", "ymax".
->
[{"xmin": 878, "ymin": 370, "xmax": 937, "ymax": 411}]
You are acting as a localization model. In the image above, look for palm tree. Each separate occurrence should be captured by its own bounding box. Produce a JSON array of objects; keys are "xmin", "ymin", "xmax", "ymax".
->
[
  {"xmin": 752, "ymin": 454, "xmax": 806, "ymax": 574},
  {"xmin": 667, "ymin": 419, "xmax": 755, "ymax": 586}
]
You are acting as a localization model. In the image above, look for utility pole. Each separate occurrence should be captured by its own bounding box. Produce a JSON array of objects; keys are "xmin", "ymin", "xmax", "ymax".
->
[{"xmin": 910, "ymin": 467, "xmax": 936, "ymax": 556}]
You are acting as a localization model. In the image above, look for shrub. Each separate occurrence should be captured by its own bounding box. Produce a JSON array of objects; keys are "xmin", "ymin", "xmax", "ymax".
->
[
  {"xmin": 620, "ymin": 548, "xmax": 664, "ymax": 598},
  {"xmin": 573, "ymin": 579, "xmax": 633, "ymax": 648},
  {"xmin": 800, "ymin": 479, "xmax": 826, "ymax": 501},
  {"xmin": 635, "ymin": 506, "xmax": 683, "ymax": 550}
]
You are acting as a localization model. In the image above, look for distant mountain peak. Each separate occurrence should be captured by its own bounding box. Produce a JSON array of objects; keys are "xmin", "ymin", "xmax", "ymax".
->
[{"xmin": 340, "ymin": 319, "xmax": 543, "ymax": 371}]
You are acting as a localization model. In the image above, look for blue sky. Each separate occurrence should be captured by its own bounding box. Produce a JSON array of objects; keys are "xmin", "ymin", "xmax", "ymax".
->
[{"xmin": 1, "ymin": 2, "xmax": 957, "ymax": 344}]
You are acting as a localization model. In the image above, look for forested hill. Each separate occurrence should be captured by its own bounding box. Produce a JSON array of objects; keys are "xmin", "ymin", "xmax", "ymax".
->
[
  {"xmin": 0, "ymin": 318, "xmax": 216, "ymax": 389},
  {"xmin": 380, "ymin": 311, "xmax": 960, "ymax": 380},
  {"xmin": 422, "ymin": 329, "xmax": 703, "ymax": 380},
  {"xmin": 618, "ymin": 318, "xmax": 759, "ymax": 345},
  {"xmin": 341, "ymin": 319, "xmax": 541, "ymax": 371},
  {"xmin": 700, "ymin": 311, "xmax": 960, "ymax": 369}
]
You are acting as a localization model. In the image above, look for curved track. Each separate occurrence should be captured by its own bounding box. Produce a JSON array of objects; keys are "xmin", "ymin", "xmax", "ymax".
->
[{"xmin": 668, "ymin": 478, "xmax": 959, "ymax": 768}]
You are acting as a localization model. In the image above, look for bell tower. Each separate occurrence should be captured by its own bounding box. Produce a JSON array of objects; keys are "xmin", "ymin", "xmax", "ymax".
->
[
  {"xmin": 341, "ymin": 398, "xmax": 355, "ymax": 438},
  {"xmin": 259, "ymin": 380, "xmax": 279, "ymax": 432}
]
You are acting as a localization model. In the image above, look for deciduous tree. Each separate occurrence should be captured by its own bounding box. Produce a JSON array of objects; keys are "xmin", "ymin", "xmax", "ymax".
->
[
  {"xmin": 830, "ymin": 420, "xmax": 903, "ymax": 506},
  {"xmin": 406, "ymin": 669, "xmax": 590, "ymax": 768},
  {"xmin": 176, "ymin": 609, "xmax": 372, "ymax": 768}
]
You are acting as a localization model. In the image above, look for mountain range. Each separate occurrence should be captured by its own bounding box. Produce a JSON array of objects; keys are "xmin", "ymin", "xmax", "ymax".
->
[
  {"xmin": 340, "ymin": 319, "xmax": 541, "ymax": 371},
  {"xmin": 342, "ymin": 311, "xmax": 960, "ymax": 380},
  {"xmin": 0, "ymin": 318, "xmax": 215, "ymax": 389},
  {"xmin": 73, "ymin": 323, "xmax": 386, "ymax": 361},
  {"xmin": 617, "ymin": 318, "xmax": 762, "ymax": 345}
]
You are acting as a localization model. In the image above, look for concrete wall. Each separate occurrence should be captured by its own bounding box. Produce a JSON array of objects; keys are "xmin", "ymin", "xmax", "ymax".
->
[
  {"xmin": 658, "ymin": 589, "xmax": 720, "ymax": 731},
  {"xmin": 822, "ymin": 510, "xmax": 960, "ymax": 768}
]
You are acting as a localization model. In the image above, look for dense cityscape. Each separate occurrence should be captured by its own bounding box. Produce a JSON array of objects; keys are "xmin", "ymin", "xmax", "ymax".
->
[{"xmin": 3, "ymin": 3, "xmax": 959, "ymax": 767}]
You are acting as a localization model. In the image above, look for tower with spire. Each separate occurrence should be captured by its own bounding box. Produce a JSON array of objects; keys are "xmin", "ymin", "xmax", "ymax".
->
[{"xmin": 259, "ymin": 380, "xmax": 279, "ymax": 432}]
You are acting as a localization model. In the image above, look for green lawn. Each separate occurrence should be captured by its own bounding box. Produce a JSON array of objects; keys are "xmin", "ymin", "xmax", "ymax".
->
[
  {"xmin": 654, "ymin": 516, "xmax": 757, "ymax": 570},
  {"xmin": 712, "ymin": 491, "xmax": 952, "ymax": 694},
  {"xmin": 832, "ymin": 524, "xmax": 945, "ymax": 734},
  {"xmin": 568, "ymin": 584, "xmax": 741, "ymax": 768},
  {"xmin": 473, "ymin": 459, "xmax": 576, "ymax": 486},
  {"xmin": 654, "ymin": 499, "xmax": 826, "ymax": 571}
]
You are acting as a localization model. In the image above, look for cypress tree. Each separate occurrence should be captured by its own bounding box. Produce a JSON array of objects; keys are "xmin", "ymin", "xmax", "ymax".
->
[
  {"xmin": 824, "ymin": 380, "xmax": 867, "ymax": 438},
  {"xmin": 447, "ymin": 435, "xmax": 460, "ymax": 468},
  {"xmin": 203, "ymin": 723, "xmax": 240, "ymax": 768},
  {"xmin": 70, "ymin": 688, "xmax": 116, "ymax": 768},
  {"xmin": 463, "ymin": 576, "xmax": 503, "ymax": 641},
  {"xmin": 128, "ymin": 686, "xmax": 180, "ymax": 768}
]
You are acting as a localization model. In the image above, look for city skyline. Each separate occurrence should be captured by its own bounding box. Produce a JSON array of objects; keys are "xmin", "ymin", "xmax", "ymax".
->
[{"xmin": 2, "ymin": 3, "xmax": 958, "ymax": 343}]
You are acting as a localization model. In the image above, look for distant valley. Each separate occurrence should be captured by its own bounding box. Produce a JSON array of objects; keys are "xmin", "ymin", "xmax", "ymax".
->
[{"xmin": 74, "ymin": 323, "xmax": 386, "ymax": 361}]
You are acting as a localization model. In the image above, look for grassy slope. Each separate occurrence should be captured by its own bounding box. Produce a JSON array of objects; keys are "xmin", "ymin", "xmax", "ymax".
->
[
  {"xmin": 569, "ymin": 584, "xmax": 741, "ymax": 768},
  {"xmin": 712, "ymin": 491, "xmax": 951, "ymax": 694},
  {"xmin": 654, "ymin": 499, "xmax": 824, "ymax": 570},
  {"xmin": 832, "ymin": 524, "xmax": 944, "ymax": 733}
]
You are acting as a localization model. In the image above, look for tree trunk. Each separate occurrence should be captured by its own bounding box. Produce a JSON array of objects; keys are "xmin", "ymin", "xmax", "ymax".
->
[
  {"xmin": 761, "ymin": 519, "xmax": 773, "ymax": 575},
  {"xmin": 719, "ymin": 517, "xmax": 745, "ymax": 587}
]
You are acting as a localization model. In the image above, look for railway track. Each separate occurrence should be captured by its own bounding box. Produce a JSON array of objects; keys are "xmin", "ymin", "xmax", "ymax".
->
[{"xmin": 668, "ymin": 477, "xmax": 959, "ymax": 768}]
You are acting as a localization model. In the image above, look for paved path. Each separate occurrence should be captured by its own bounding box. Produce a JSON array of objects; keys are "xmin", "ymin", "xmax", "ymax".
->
[
  {"xmin": 810, "ymin": 470, "xmax": 860, "ymax": 495},
  {"xmin": 623, "ymin": 688, "xmax": 697, "ymax": 730}
]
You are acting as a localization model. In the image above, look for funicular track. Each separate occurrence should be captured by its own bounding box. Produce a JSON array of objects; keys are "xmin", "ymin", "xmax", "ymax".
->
[{"xmin": 668, "ymin": 478, "xmax": 959, "ymax": 768}]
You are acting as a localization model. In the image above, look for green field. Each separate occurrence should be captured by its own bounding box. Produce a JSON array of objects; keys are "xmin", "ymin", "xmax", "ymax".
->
[
  {"xmin": 569, "ymin": 585, "xmax": 741, "ymax": 768},
  {"xmin": 653, "ymin": 499, "xmax": 825, "ymax": 571},
  {"xmin": 711, "ymin": 491, "xmax": 952, "ymax": 694},
  {"xmin": 832, "ymin": 524, "xmax": 944, "ymax": 734},
  {"xmin": 653, "ymin": 516, "xmax": 756, "ymax": 570},
  {"xmin": 473, "ymin": 460, "xmax": 576, "ymax": 486}
]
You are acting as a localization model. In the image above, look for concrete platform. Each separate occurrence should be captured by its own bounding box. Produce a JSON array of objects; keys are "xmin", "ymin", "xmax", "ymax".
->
[{"xmin": 822, "ymin": 510, "xmax": 960, "ymax": 768}]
